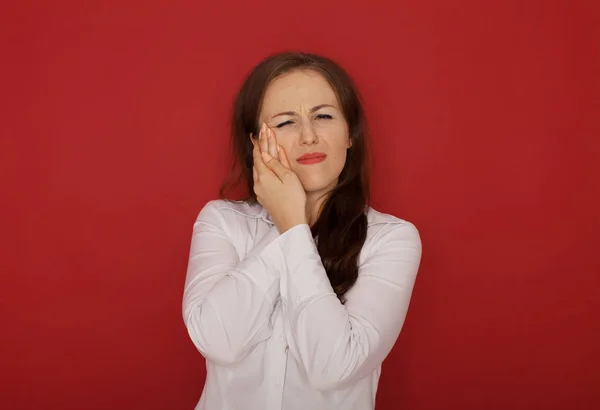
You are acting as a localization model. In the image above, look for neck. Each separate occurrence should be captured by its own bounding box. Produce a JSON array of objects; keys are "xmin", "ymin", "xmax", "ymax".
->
[
  {"xmin": 305, "ymin": 179, "xmax": 340, "ymax": 226},
  {"xmin": 305, "ymin": 190, "xmax": 329, "ymax": 227}
]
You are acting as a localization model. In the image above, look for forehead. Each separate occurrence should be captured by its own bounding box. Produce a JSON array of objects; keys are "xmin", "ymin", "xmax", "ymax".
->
[{"xmin": 261, "ymin": 70, "xmax": 338, "ymax": 114}]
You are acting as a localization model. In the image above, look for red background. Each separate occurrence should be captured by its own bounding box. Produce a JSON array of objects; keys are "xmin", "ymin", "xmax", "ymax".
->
[{"xmin": 2, "ymin": 1, "xmax": 599, "ymax": 409}]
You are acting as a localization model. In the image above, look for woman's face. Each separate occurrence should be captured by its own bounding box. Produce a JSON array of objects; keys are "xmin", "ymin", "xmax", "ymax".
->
[{"xmin": 258, "ymin": 69, "xmax": 351, "ymax": 194}]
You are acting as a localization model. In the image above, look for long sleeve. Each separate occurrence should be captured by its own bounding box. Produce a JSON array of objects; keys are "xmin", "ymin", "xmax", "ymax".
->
[
  {"xmin": 182, "ymin": 201, "xmax": 282, "ymax": 366},
  {"xmin": 252, "ymin": 220, "xmax": 422, "ymax": 391}
]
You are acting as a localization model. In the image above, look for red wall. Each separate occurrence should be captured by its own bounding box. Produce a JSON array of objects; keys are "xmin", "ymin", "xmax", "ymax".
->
[{"xmin": 2, "ymin": 1, "xmax": 599, "ymax": 409}]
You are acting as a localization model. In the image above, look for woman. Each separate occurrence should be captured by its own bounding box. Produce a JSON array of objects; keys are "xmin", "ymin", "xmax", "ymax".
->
[{"xmin": 183, "ymin": 51, "xmax": 422, "ymax": 410}]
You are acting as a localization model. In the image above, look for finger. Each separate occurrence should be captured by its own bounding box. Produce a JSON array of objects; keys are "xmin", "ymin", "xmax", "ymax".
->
[
  {"xmin": 262, "ymin": 153, "xmax": 291, "ymax": 181},
  {"xmin": 252, "ymin": 136, "xmax": 269, "ymax": 175},
  {"xmin": 278, "ymin": 144, "xmax": 291, "ymax": 169},
  {"xmin": 259, "ymin": 123, "xmax": 268, "ymax": 153},
  {"xmin": 267, "ymin": 128, "xmax": 278, "ymax": 159}
]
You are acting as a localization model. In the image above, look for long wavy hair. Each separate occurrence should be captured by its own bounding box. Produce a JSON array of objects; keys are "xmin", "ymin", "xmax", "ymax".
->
[{"xmin": 219, "ymin": 51, "xmax": 370, "ymax": 303}]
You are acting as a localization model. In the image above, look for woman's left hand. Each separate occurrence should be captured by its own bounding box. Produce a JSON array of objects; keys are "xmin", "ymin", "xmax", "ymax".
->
[{"xmin": 252, "ymin": 124, "xmax": 307, "ymax": 233}]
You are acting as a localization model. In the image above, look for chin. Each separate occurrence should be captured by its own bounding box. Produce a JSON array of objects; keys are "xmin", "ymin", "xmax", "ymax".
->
[{"xmin": 299, "ymin": 177, "xmax": 338, "ymax": 194}]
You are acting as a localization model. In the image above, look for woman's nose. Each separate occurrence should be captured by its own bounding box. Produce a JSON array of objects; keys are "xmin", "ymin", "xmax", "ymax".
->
[{"xmin": 299, "ymin": 122, "xmax": 318, "ymax": 145}]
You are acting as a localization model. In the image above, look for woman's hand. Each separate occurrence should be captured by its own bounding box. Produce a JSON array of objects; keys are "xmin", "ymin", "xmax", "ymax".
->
[{"xmin": 252, "ymin": 123, "xmax": 307, "ymax": 233}]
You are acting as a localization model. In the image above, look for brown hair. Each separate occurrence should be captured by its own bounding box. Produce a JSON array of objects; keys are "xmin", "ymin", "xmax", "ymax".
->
[{"xmin": 219, "ymin": 51, "xmax": 370, "ymax": 302}]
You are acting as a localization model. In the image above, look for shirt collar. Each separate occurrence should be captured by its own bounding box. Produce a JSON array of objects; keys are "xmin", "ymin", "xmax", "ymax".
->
[{"xmin": 258, "ymin": 206, "xmax": 274, "ymax": 225}]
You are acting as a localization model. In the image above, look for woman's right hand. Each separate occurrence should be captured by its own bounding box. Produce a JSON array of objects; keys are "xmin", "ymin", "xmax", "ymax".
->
[
  {"xmin": 260, "ymin": 123, "xmax": 278, "ymax": 160},
  {"xmin": 252, "ymin": 123, "xmax": 305, "ymax": 233},
  {"xmin": 253, "ymin": 123, "xmax": 291, "ymax": 169}
]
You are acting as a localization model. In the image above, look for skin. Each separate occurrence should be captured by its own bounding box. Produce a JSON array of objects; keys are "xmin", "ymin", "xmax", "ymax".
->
[{"xmin": 252, "ymin": 69, "xmax": 352, "ymax": 231}]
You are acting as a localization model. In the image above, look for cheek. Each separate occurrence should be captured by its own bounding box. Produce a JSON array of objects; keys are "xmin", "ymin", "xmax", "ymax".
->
[
  {"xmin": 331, "ymin": 152, "xmax": 348, "ymax": 170},
  {"xmin": 330, "ymin": 138, "xmax": 351, "ymax": 159},
  {"xmin": 279, "ymin": 141, "xmax": 295, "ymax": 161}
]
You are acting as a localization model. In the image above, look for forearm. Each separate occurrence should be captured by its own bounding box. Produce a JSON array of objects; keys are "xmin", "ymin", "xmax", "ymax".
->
[{"xmin": 273, "ymin": 223, "xmax": 422, "ymax": 390}]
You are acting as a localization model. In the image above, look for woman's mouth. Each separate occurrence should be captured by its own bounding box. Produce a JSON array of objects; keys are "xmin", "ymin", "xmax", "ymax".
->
[{"xmin": 297, "ymin": 152, "xmax": 327, "ymax": 165}]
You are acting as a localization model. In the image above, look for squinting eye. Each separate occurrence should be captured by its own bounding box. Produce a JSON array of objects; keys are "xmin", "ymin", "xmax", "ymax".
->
[
  {"xmin": 276, "ymin": 120, "xmax": 293, "ymax": 128},
  {"xmin": 316, "ymin": 114, "xmax": 333, "ymax": 120}
]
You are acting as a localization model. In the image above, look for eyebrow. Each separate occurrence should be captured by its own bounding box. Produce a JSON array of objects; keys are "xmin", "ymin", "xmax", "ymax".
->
[{"xmin": 271, "ymin": 104, "xmax": 336, "ymax": 119}]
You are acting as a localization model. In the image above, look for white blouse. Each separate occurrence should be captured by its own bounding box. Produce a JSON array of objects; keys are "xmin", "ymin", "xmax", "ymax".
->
[{"xmin": 183, "ymin": 199, "xmax": 422, "ymax": 410}]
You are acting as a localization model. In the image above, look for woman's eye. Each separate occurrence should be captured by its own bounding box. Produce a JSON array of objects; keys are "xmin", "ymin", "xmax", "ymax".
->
[
  {"xmin": 316, "ymin": 114, "xmax": 333, "ymax": 120},
  {"xmin": 276, "ymin": 120, "xmax": 293, "ymax": 128}
]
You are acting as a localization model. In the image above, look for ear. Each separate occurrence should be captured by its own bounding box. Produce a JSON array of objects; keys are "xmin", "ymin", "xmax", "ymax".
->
[{"xmin": 347, "ymin": 137, "xmax": 353, "ymax": 149}]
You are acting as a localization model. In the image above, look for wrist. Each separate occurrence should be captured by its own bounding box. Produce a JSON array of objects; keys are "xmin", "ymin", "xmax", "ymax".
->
[{"xmin": 277, "ymin": 215, "xmax": 307, "ymax": 234}]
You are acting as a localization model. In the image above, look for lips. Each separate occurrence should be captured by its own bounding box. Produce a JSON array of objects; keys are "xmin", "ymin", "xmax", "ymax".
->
[{"xmin": 297, "ymin": 152, "xmax": 327, "ymax": 164}]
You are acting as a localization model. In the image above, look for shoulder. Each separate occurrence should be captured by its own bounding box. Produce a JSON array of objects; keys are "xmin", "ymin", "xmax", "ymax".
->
[
  {"xmin": 194, "ymin": 199, "xmax": 271, "ymax": 234},
  {"xmin": 364, "ymin": 206, "xmax": 422, "ymax": 255},
  {"xmin": 198, "ymin": 199, "xmax": 264, "ymax": 219}
]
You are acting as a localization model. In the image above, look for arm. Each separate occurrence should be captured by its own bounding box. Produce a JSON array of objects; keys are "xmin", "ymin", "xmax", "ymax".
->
[
  {"xmin": 182, "ymin": 200, "xmax": 281, "ymax": 366},
  {"xmin": 255, "ymin": 220, "xmax": 422, "ymax": 391}
]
